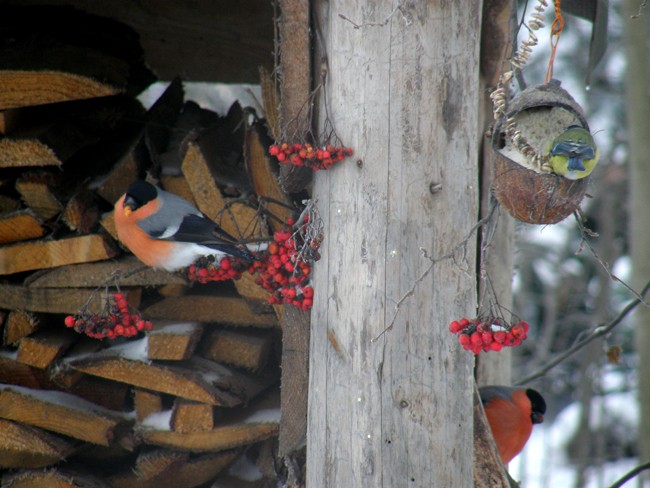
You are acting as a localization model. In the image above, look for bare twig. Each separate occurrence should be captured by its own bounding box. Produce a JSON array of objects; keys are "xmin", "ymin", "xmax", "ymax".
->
[
  {"xmin": 515, "ymin": 280, "xmax": 650, "ymax": 385},
  {"xmin": 574, "ymin": 211, "xmax": 649, "ymax": 305},
  {"xmin": 631, "ymin": 0, "xmax": 648, "ymax": 19},
  {"xmin": 338, "ymin": 2, "xmax": 411, "ymax": 30},
  {"xmin": 607, "ymin": 461, "xmax": 650, "ymax": 488},
  {"xmin": 371, "ymin": 202, "xmax": 498, "ymax": 342}
]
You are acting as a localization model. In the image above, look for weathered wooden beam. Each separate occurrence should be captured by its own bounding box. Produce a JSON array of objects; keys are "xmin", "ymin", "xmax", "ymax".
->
[
  {"xmin": 134, "ymin": 449, "xmax": 189, "ymax": 481},
  {"xmin": 0, "ymin": 234, "xmax": 117, "ymax": 275},
  {"xmin": 143, "ymin": 296, "xmax": 278, "ymax": 327},
  {"xmin": 0, "ymin": 419, "xmax": 75, "ymax": 469},
  {"xmin": 308, "ymin": 1, "xmax": 480, "ymax": 485},
  {"xmin": 0, "ymin": 386, "xmax": 123, "ymax": 446}
]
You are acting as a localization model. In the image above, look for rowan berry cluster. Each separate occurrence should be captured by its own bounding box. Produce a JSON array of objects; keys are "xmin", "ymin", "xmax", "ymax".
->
[
  {"xmin": 449, "ymin": 317, "xmax": 529, "ymax": 354},
  {"xmin": 269, "ymin": 143, "xmax": 353, "ymax": 170},
  {"xmin": 248, "ymin": 216, "xmax": 319, "ymax": 311},
  {"xmin": 64, "ymin": 292, "xmax": 153, "ymax": 340},
  {"xmin": 188, "ymin": 255, "xmax": 248, "ymax": 284}
]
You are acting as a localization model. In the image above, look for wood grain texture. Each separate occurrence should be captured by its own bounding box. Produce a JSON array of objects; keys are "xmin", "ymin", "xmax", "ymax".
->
[
  {"xmin": 0, "ymin": 234, "xmax": 117, "ymax": 275},
  {"xmin": 476, "ymin": 0, "xmax": 516, "ymax": 387},
  {"xmin": 0, "ymin": 419, "xmax": 75, "ymax": 469},
  {"xmin": 25, "ymin": 256, "xmax": 187, "ymax": 288},
  {"xmin": 147, "ymin": 322, "xmax": 203, "ymax": 361},
  {"xmin": 171, "ymin": 399, "xmax": 214, "ymax": 433},
  {"xmin": 143, "ymin": 296, "xmax": 278, "ymax": 327},
  {"xmin": 472, "ymin": 382, "xmax": 510, "ymax": 487},
  {"xmin": 0, "ymin": 387, "xmax": 120, "ymax": 446},
  {"xmin": 134, "ymin": 389, "xmax": 163, "ymax": 422},
  {"xmin": 108, "ymin": 450, "xmax": 239, "ymax": 488},
  {"xmin": 0, "ymin": 210, "xmax": 45, "ymax": 245},
  {"xmin": 308, "ymin": 1, "xmax": 481, "ymax": 485}
]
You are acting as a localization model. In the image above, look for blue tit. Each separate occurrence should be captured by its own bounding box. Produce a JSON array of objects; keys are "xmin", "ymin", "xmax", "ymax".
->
[{"xmin": 548, "ymin": 125, "xmax": 598, "ymax": 180}]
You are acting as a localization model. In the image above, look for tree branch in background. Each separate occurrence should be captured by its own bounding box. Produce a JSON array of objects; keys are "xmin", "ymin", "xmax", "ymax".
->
[
  {"xmin": 607, "ymin": 461, "xmax": 650, "ymax": 488},
  {"xmin": 516, "ymin": 280, "xmax": 650, "ymax": 385}
]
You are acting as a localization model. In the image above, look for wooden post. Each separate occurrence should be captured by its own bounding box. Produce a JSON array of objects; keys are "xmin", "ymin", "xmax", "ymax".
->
[{"xmin": 309, "ymin": 1, "xmax": 482, "ymax": 485}]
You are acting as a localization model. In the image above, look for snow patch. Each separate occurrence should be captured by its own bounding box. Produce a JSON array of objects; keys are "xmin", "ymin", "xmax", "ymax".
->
[
  {"xmin": 140, "ymin": 410, "xmax": 172, "ymax": 431},
  {"xmin": 244, "ymin": 407, "xmax": 281, "ymax": 424}
]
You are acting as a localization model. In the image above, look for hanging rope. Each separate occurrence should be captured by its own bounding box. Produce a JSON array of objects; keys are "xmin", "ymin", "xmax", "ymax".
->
[{"xmin": 545, "ymin": 0, "xmax": 565, "ymax": 82}]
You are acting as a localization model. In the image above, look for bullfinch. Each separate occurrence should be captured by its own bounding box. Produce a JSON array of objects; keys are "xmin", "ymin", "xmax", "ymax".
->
[
  {"xmin": 479, "ymin": 386, "xmax": 546, "ymax": 465},
  {"xmin": 547, "ymin": 125, "xmax": 598, "ymax": 180},
  {"xmin": 114, "ymin": 180, "xmax": 255, "ymax": 271}
]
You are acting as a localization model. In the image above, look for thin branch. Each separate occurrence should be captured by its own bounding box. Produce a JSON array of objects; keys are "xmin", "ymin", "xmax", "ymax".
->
[
  {"xmin": 338, "ymin": 2, "xmax": 411, "ymax": 30},
  {"xmin": 371, "ymin": 202, "xmax": 498, "ymax": 342},
  {"xmin": 574, "ymin": 211, "xmax": 649, "ymax": 305},
  {"xmin": 607, "ymin": 461, "xmax": 650, "ymax": 488},
  {"xmin": 515, "ymin": 280, "xmax": 650, "ymax": 385}
]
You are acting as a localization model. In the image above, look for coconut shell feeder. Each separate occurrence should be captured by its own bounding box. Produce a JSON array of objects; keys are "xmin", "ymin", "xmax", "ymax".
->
[{"xmin": 489, "ymin": 80, "xmax": 591, "ymax": 225}]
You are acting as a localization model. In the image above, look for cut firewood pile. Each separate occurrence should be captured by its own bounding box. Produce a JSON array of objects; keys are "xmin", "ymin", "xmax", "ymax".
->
[{"xmin": 0, "ymin": 6, "xmax": 320, "ymax": 487}]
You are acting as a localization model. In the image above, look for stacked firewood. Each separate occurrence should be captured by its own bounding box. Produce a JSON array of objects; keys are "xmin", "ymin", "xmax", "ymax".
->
[{"xmin": 0, "ymin": 9, "xmax": 294, "ymax": 487}]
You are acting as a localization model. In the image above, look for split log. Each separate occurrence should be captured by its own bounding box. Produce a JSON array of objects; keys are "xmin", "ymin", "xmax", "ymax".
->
[
  {"xmin": 3, "ymin": 310, "xmax": 40, "ymax": 345},
  {"xmin": 143, "ymin": 296, "xmax": 277, "ymax": 327},
  {"xmin": 16, "ymin": 329, "xmax": 76, "ymax": 369},
  {"xmin": 0, "ymin": 139, "xmax": 63, "ymax": 169},
  {"xmin": 147, "ymin": 322, "xmax": 203, "ymax": 361},
  {"xmin": 0, "ymin": 419, "xmax": 75, "ymax": 469},
  {"xmin": 0, "ymin": 210, "xmax": 45, "ymax": 245},
  {"xmin": 134, "ymin": 389, "xmax": 163, "ymax": 422},
  {"xmin": 0, "ymin": 385, "xmax": 124, "ymax": 446},
  {"xmin": 200, "ymin": 328, "xmax": 273, "ymax": 370},
  {"xmin": 134, "ymin": 449, "xmax": 189, "ymax": 481},
  {"xmin": 0, "ymin": 353, "xmax": 53, "ymax": 389},
  {"xmin": 0, "ymin": 234, "xmax": 118, "ymax": 275},
  {"xmin": 244, "ymin": 122, "xmax": 293, "ymax": 231},
  {"xmin": 62, "ymin": 190, "xmax": 101, "ymax": 233},
  {"xmin": 25, "ymin": 256, "xmax": 186, "ymax": 288},
  {"xmin": 0, "ymin": 284, "xmax": 108, "ymax": 315},
  {"xmin": 15, "ymin": 173, "xmax": 63, "ymax": 219},
  {"xmin": 139, "ymin": 389, "xmax": 279, "ymax": 452},
  {"xmin": 108, "ymin": 450, "xmax": 240, "ymax": 488},
  {"xmin": 67, "ymin": 342, "xmax": 274, "ymax": 406},
  {"xmin": 1, "ymin": 468, "xmax": 109, "ymax": 488},
  {"xmin": 171, "ymin": 399, "xmax": 214, "ymax": 433},
  {"xmin": 95, "ymin": 152, "xmax": 139, "ymax": 206}
]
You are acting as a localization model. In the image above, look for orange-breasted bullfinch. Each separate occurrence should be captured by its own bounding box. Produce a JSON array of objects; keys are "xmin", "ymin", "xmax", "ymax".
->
[
  {"xmin": 479, "ymin": 386, "xmax": 546, "ymax": 465},
  {"xmin": 114, "ymin": 180, "xmax": 255, "ymax": 271}
]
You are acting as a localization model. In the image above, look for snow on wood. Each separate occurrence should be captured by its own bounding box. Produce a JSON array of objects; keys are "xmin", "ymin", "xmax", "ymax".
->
[{"xmin": 0, "ymin": 385, "xmax": 128, "ymax": 445}]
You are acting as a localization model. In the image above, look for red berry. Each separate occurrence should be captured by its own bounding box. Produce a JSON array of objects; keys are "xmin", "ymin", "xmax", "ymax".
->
[
  {"xmin": 449, "ymin": 320, "xmax": 463, "ymax": 334},
  {"xmin": 493, "ymin": 331, "xmax": 506, "ymax": 343},
  {"xmin": 302, "ymin": 286, "xmax": 314, "ymax": 298},
  {"xmin": 458, "ymin": 334, "xmax": 470, "ymax": 346},
  {"xmin": 64, "ymin": 316, "xmax": 76, "ymax": 328},
  {"xmin": 114, "ymin": 325, "xmax": 124, "ymax": 336},
  {"xmin": 302, "ymin": 298, "xmax": 313, "ymax": 309},
  {"xmin": 269, "ymin": 145, "xmax": 280, "ymax": 156},
  {"xmin": 277, "ymin": 152, "xmax": 286, "ymax": 162},
  {"xmin": 481, "ymin": 331, "xmax": 493, "ymax": 344},
  {"xmin": 459, "ymin": 317, "xmax": 470, "ymax": 327},
  {"xmin": 470, "ymin": 332, "xmax": 483, "ymax": 346},
  {"xmin": 490, "ymin": 342, "xmax": 503, "ymax": 352}
]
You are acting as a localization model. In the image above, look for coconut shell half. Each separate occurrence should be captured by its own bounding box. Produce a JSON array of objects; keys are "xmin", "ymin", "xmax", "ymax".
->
[{"xmin": 490, "ymin": 80, "xmax": 590, "ymax": 225}]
